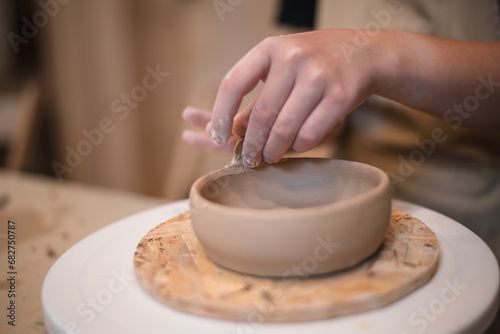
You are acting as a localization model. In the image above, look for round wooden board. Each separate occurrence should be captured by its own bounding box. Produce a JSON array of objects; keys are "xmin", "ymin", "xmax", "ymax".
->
[{"xmin": 134, "ymin": 209, "xmax": 439, "ymax": 323}]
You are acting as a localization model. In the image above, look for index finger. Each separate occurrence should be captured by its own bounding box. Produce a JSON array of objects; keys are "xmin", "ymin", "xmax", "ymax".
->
[{"xmin": 211, "ymin": 43, "xmax": 271, "ymax": 145}]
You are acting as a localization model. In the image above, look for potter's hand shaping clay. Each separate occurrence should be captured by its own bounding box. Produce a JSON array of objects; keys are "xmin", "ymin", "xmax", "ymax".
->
[{"xmin": 210, "ymin": 30, "xmax": 500, "ymax": 168}]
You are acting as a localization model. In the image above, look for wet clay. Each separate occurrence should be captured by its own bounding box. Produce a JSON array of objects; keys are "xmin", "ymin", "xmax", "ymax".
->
[
  {"xmin": 189, "ymin": 158, "xmax": 392, "ymax": 277},
  {"xmin": 228, "ymin": 136, "xmax": 245, "ymax": 168}
]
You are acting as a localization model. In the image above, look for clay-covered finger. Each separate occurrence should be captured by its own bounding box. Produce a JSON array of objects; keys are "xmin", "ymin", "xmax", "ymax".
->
[
  {"xmin": 262, "ymin": 81, "xmax": 324, "ymax": 163},
  {"xmin": 211, "ymin": 45, "xmax": 271, "ymax": 146},
  {"xmin": 241, "ymin": 66, "xmax": 296, "ymax": 167}
]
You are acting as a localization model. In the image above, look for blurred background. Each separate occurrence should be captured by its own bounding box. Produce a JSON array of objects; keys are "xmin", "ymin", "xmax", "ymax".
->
[{"xmin": 0, "ymin": 0, "xmax": 310, "ymax": 200}]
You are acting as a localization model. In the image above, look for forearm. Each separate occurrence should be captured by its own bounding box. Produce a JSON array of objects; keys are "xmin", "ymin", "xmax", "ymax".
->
[{"xmin": 374, "ymin": 31, "xmax": 500, "ymax": 131}]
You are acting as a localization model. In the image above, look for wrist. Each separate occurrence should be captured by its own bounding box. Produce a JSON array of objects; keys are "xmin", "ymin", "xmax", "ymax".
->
[{"xmin": 370, "ymin": 30, "xmax": 419, "ymax": 102}]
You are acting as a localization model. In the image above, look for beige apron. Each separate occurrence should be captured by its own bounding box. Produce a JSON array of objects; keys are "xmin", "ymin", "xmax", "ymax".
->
[{"xmin": 316, "ymin": 0, "xmax": 500, "ymax": 260}]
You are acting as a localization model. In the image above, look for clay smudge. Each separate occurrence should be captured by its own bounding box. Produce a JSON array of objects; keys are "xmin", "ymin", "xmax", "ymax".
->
[{"xmin": 225, "ymin": 137, "xmax": 247, "ymax": 170}]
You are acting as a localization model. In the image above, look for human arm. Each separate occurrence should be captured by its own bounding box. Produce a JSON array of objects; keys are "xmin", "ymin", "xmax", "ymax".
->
[{"xmin": 210, "ymin": 29, "xmax": 500, "ymax": 167}]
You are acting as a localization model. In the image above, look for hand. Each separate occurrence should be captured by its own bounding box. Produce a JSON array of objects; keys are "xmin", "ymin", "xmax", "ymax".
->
[
  {"xmin": 210, "ymin": 29, "xmax": 386, "ymax": 167},
  {"xmin": 182, "ymin": 96, "xmax": 259, "ymax": 153},
  {"xmin": 182, "ymin": 106, "xmax": 238, "ymax": 153}
]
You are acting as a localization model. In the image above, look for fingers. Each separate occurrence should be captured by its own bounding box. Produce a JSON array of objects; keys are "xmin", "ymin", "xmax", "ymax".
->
[
  {"xmin": 262, "ymin": 79, "xmax": 324, "ymax": 163},
  {"xmin": 210, "ymin": 32, "xmax": 367, "ymax": 167},
  {"xmin": 182, "ymin": 106, "xmax": 211, "ymax": 129},
  {"xmin": 182, "ymin": 106, "xmax": 238, "ymax": 153},
  {"xmin": 211, "ymin": 43, "xmax": 271, "ymax": 146},
  {"xmin": 241, "ymin": 64, "xmax": 296, "ymax": 167},
  {"xmin": 292, "ymin": 95, "xmax": 350, "ymax": 152},
  {"xmin": 182, "ymin": 130, "xmax": 236, "ymax": 153}
]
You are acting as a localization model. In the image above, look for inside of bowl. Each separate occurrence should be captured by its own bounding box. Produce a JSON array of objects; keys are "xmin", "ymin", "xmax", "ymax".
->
[{"xmin": 201, "ymin": 159, "xmax": 383, "ymax": 210}]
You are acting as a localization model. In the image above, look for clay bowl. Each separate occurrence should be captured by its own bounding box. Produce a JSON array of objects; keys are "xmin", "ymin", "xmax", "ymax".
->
[{"xmin": 189, "ymin": 158, "xmax": 391, "ymax": 278}]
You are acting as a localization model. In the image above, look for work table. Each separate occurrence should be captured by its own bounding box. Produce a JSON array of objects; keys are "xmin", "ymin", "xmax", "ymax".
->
[{"xmin": 0, "ymin": 170, "xmax": 166, "ymax": 334}]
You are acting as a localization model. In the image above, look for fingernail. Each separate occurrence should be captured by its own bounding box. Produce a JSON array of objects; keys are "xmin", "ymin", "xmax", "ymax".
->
[
  {"xmin": 263, "ymin": 153, "xmax": 276, "ymax": 164},
  {"xmin": 211, "ymin": 129, "xmax": 225, "ymax": 145},
  {"xmin": 242, "ymin": 153, "xmax": 259, "ymax": 168}
]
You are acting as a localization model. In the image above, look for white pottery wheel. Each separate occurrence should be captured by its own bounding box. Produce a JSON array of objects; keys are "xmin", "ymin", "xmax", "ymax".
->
[{"xmin": 42, "ymin": 199, "xmax": 499, "ymax": 334}]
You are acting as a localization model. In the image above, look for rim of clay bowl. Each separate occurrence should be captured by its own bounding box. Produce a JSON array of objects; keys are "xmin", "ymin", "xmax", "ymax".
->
[{"xmin": 190, "ymin": 158, "xmax": 391, "ymax": 218}]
